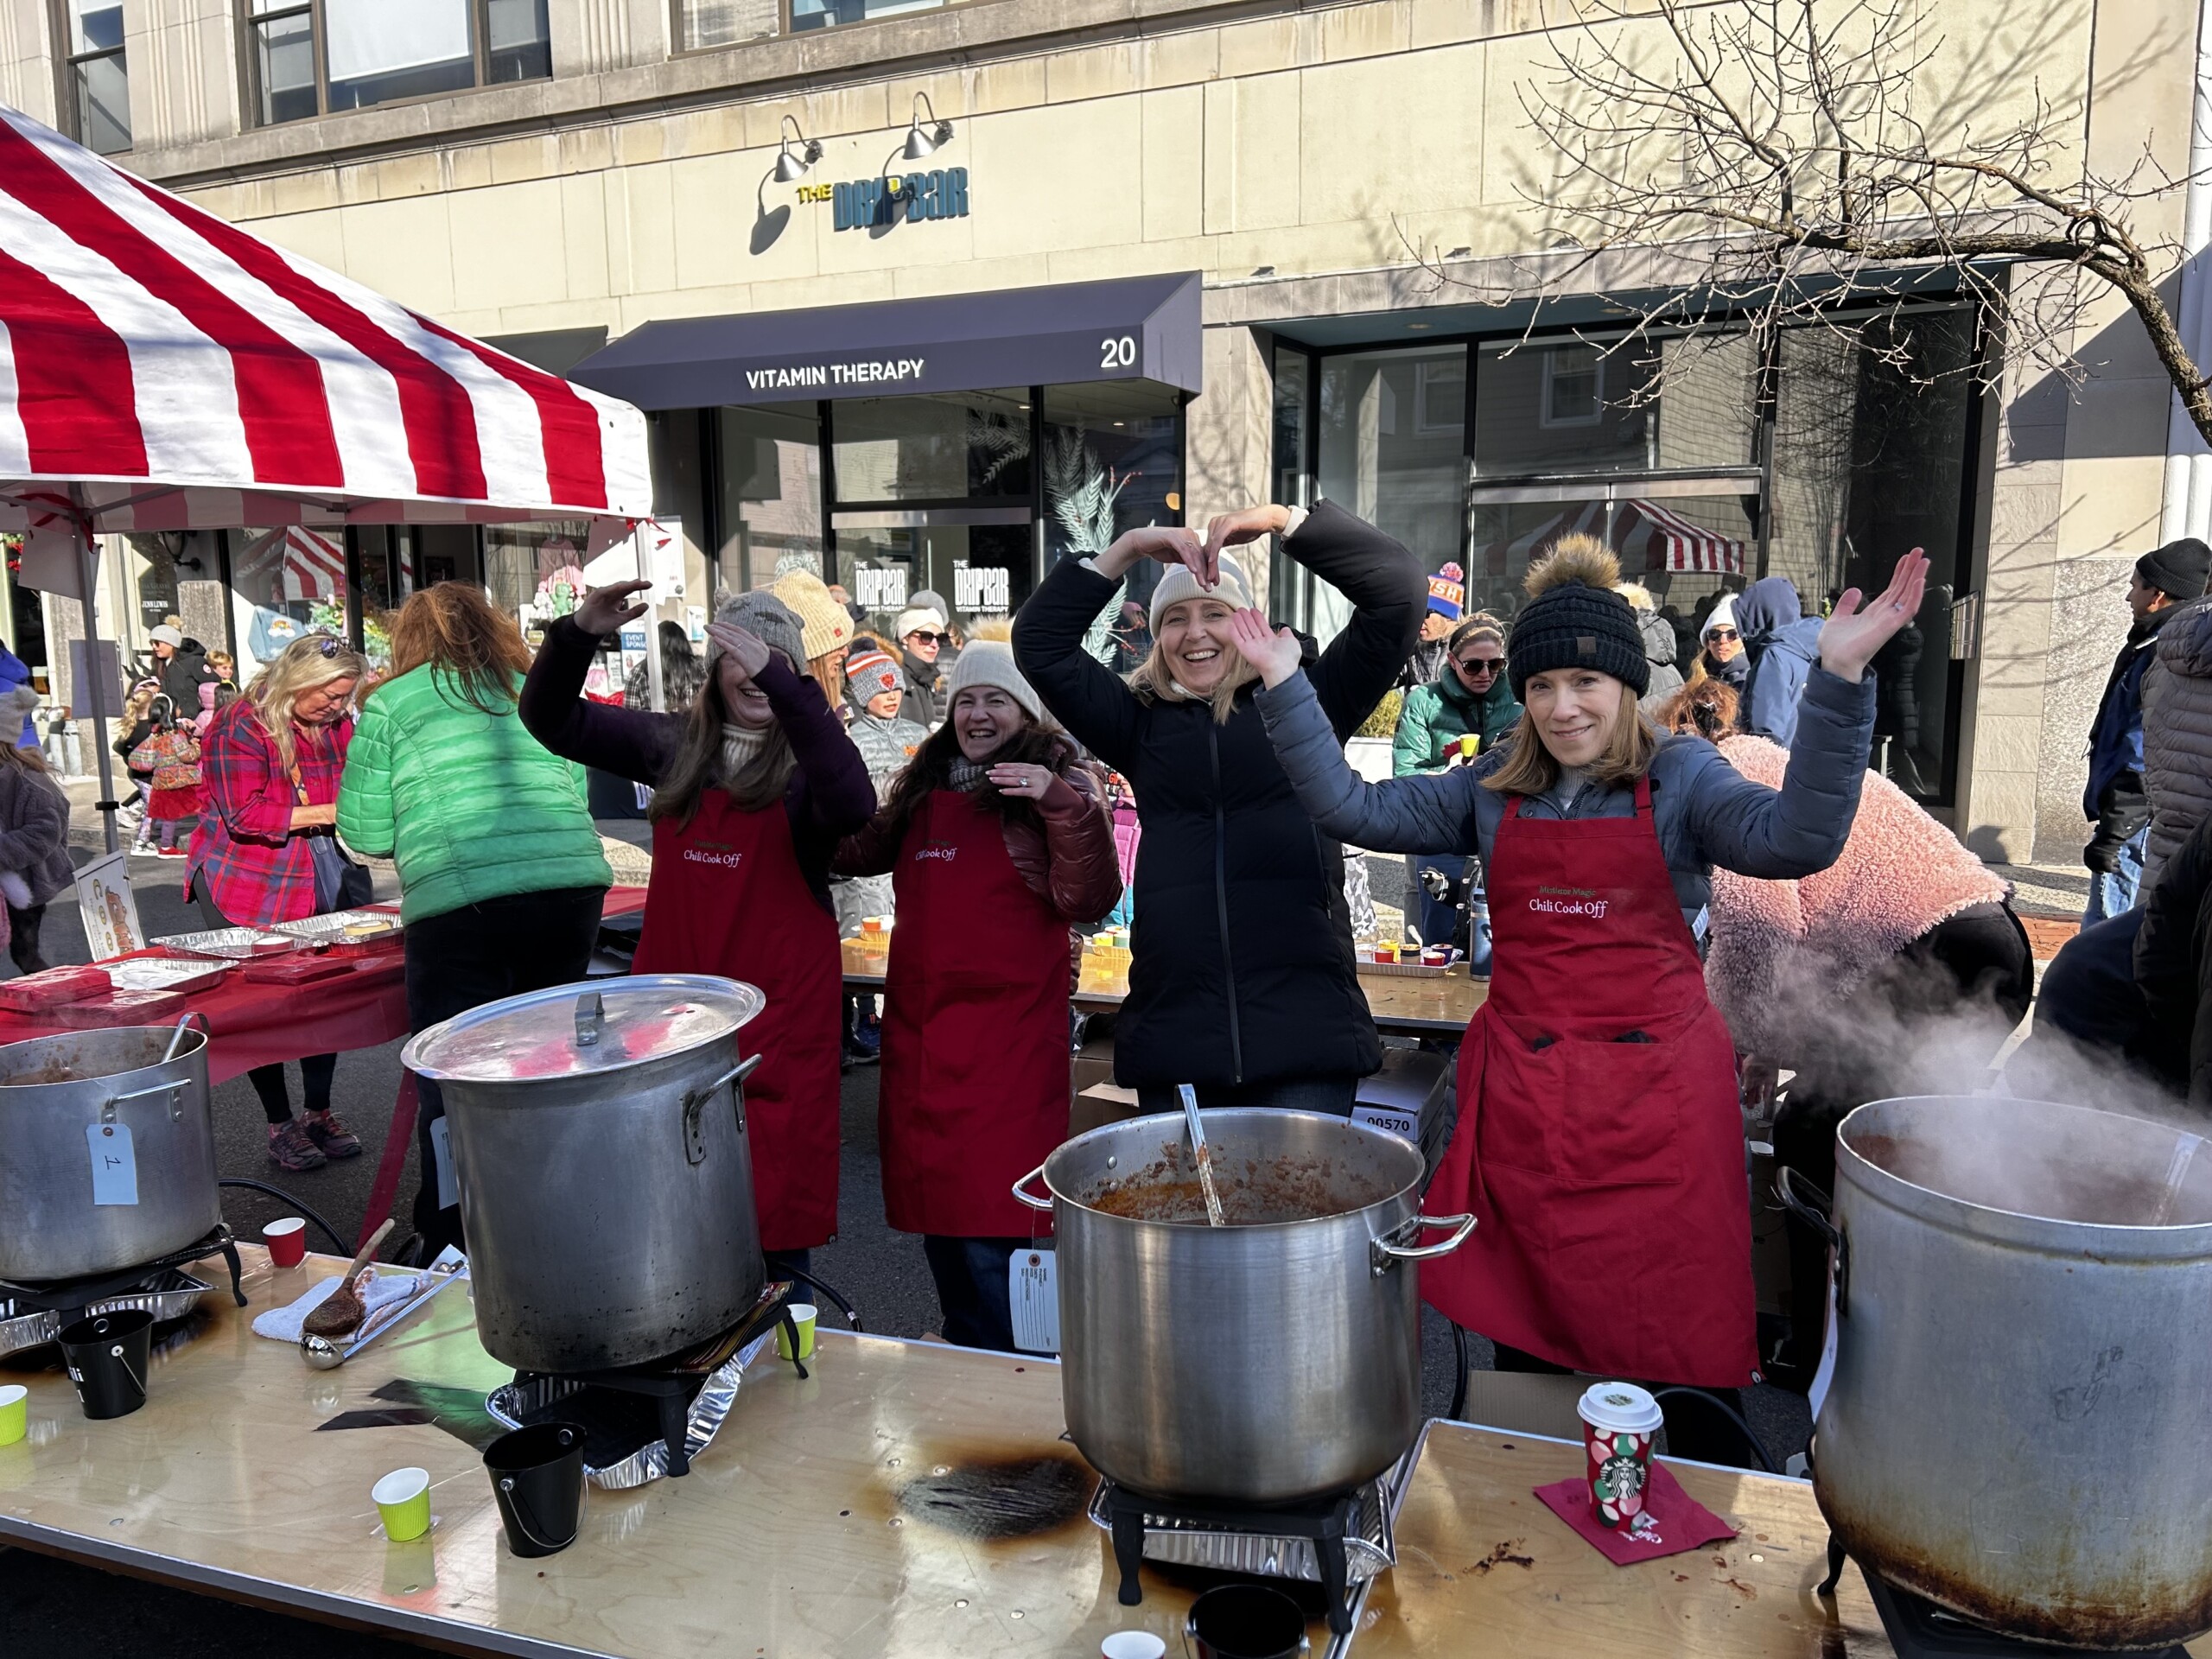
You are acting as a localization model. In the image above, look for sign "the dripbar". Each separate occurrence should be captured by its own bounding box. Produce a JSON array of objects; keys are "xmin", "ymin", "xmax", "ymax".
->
[{"xmin": 830, "ymin": 168, "xmax": 969, "ymax": 232}]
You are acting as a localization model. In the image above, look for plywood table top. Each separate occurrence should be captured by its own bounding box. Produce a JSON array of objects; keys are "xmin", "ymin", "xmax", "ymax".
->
[
  {"xmin": 1360, "ymin": 1421, "xmax": 2212, "ymax": 1659},
  {"xmin": 842, "ymin": 953, "xmax": 1487, "ymax": 1036},
  {"xmin": 0, "ymin": 1247, "xmax": 1228, "ymax": 1658}
]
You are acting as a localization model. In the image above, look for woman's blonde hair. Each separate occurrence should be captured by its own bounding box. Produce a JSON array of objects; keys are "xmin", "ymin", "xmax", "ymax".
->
[
  {"xmin": 246, "ymin": 635, "xmax": 368, "ymax": 774},
  {"xmin": 1484, "ymin": 680, "xmax": 1659, "ymax": 797},
  {"xmin": 1126, "ymin": 595, "xmax": 1258, "ymax": 725},
  {"xmin": 382, "ymin": 583, "xmax": 531, "ymax": 714}
]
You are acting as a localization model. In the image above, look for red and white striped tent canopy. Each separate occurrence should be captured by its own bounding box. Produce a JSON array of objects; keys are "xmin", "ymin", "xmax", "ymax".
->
[
  {"xmin": 1476, "ymin": 498, "xmax": 1746, "ymax": 584},
  {"xmin": 0, "ymin": 104, "xmax": 652, "ymax": 555}
]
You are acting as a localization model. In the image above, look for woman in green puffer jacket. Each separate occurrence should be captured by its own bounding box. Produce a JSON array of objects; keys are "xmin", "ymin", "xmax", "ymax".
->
[
  {"xmin": 337, "ymin": 584, "xmax": 612, "ymax": 1257},
  {"xmin": 1392, "ymin": 612, "xmax": 1522, "ymax": 947}
]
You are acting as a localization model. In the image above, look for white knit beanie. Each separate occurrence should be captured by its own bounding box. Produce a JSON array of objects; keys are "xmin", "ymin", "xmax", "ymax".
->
[
  {"xmin": 944, "ymin": 641, "xmax": 1041, "ymax": 721},
  {"xmin": 894, "ymin": 606, "xmax": 945, "ymax": 641},
  {"xmin": 1148, "ymin": 554, "xmax": 1255, "ymax": 631},
  {"xmin": 1702, "ymin": 593, "xmax": 1738, "ymax": 638}
]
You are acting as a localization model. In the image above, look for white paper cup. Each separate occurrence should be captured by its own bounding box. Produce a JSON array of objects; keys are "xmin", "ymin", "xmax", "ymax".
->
[{"xmin": 1102, "ymin": 1633, "xmax": 1166, "ymax": 1659}]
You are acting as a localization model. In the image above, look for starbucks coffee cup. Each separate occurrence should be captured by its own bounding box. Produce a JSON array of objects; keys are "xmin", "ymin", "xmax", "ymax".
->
[{"xmin": 1578, "ymin": 1382, "xmax": 1663, "ymax": 1530}]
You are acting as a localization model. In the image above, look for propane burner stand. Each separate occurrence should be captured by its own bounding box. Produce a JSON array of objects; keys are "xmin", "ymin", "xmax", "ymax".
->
[
  {"xmin": 0, "ymin": 1224, "xmax": 245, "ymax": 1324},
  {"xmin": 1821, "ymin": 1538, "xmax": 2193, "ymax": 1659}
]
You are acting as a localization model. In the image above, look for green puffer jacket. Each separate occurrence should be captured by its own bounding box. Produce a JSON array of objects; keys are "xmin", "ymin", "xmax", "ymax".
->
[
  {"xmin": 1391, "ymin": 669, "xmax": 1522, "ymax": 776},
  {"xmin": 337, "ymin": 665, "xmax": 610, "ymax": 924}
]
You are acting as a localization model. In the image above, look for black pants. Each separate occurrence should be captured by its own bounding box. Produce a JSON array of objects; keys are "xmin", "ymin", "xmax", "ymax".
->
[
  {"xmin": 405, "ymin": 887, "xmax": 605, "ymax": 1255},
  {"xmin": 1771, "ymin": 900, "xmax": 2034, "ymax": 1376},
  {"xmin": 7, "ymin": 903, "xmax": 47, "ymax": 974},
  {"xmin": 1491, "ymin": 1342, "xmax": 1755, "ymax": 1468},
  {"xmin": 1134, "ymin": 1075, "xmax": 1361, "ymax": 1116},
  {"xmin": 920, "ymin": 1235, "xmax": 1023, "ymax": 1351},
  {"xmin": 197, "ymin": 890, "xmax": 336, "ymax": 1125}
]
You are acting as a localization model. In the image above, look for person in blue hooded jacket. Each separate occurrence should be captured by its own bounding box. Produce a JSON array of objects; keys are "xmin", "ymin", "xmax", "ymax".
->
[{"xmin": 1735, "ymin": 576, "xmax": 1827, "ymax": 747}]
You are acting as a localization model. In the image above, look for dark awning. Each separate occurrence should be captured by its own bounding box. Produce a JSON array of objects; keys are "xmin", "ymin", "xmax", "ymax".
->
[{"xmin": 569, "ymin": 271, "xmax": 1202, "ymax": 409}]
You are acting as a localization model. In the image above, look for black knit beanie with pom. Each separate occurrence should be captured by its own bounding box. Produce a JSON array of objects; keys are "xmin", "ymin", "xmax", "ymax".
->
[{"xmin": 1507, "ymin": 535, "xmax": 1649, "ymax": 699}]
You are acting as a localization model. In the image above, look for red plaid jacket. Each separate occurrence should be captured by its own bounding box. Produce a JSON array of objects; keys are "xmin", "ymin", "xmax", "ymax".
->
[{"xmin": 187, "ymin": 698, "xmax": 353, "ymax": 925}]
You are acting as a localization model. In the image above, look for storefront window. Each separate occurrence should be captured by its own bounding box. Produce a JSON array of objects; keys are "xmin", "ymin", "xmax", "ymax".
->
[
  {"xmin": 1270, "ymin": 347, "xmax": 1313, "ymax": 632},
  {"xmin": 230, "ymin": 525, "xmax": 347, "ymax": 683},
  {"xmin": 832, "ymin": 389, "xmax": 1030, "ymax": 504},
  {"xmin": 1773, "ymin": 309, "xmax": 1975, "ymax": 799},
  {"xmin": 835, "ymin": 519, "xmax": 1031, "ymax": 646},
  {"xmin": 485, "ymin": 521, "xmax": 592, "ymax": 635},
  {"xmin": 1474, "ymin": 334, "xmax": 1756, "ymax": 478},
  {"xmin": 1039, "ymin": 381, "xmax": 1181, "ymax": 660},
  {"xmin": 717, "ymin": 404, "xmax": 823, "ymax": 598},
  {"xmin": 1317, "ymin": 346, "xmax": 1467, "ymax": 641}
]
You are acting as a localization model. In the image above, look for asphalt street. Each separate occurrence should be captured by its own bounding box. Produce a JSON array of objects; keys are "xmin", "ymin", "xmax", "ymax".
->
[{"xmin": 0, "ymin": 834, "xmax": 1813, "ymax": 1655}]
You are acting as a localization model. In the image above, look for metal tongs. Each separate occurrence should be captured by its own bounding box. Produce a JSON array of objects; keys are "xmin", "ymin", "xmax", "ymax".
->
[{"xmin": 1178, "ymin": 1084, "xmax": 1227, "ymax": 1228}]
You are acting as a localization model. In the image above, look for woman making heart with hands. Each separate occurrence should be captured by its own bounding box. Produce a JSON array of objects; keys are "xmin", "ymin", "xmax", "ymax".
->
[{"xmin": 1228, "ymin": 541, "xmax": 1927, "ymax": 1465}]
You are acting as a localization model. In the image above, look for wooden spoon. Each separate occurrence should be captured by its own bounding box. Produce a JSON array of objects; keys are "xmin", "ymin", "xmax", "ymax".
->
[{"xmin": 301, "ymin": 1219, "xmax": 395, "ymax": 1340}]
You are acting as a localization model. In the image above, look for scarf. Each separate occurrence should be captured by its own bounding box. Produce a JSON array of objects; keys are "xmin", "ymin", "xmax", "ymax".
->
[
  {"xmin": 947, "ymin": 756, "xmax": 991, "ymax": 793},
  {"xmin": 720, "ymin": 722, "xmax": 769, "ymax": 781}
]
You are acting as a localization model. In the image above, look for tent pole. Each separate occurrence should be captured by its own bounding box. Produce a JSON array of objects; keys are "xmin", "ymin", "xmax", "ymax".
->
[{"xmin": 78, "ymin": 524, "xmax": 120, "ymax": 855}]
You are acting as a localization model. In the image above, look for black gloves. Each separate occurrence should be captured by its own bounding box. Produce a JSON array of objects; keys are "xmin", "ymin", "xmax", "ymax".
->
[{"xmin": 2086, "ymin": 773, "xmax": 2150, "ymax": 874}]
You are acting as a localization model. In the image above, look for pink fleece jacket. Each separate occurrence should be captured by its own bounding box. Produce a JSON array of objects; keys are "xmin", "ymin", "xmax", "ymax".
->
[{"xmin": 1705, "ymin": 735, "xmax": 2010, "ymax": 1054}]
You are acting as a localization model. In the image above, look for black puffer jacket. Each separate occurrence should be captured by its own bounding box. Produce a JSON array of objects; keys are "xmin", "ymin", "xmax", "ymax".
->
[{"xmin": 1013, "ymin": 501, "xmax": 1425, "ymax": 1089}]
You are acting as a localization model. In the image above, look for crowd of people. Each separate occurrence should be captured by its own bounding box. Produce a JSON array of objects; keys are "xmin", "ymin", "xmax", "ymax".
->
[{"xmin": 10, "ymin": 493, "xmax": 2205, "ymax": 1433}]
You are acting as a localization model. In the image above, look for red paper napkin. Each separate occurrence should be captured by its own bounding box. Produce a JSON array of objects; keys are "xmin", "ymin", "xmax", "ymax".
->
[{"xmin": 1535, "ymin": 1462, "xmax": 1738, "ymax": 1564}]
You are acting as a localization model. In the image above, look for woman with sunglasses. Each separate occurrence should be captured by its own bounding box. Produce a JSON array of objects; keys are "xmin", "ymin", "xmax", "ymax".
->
[
  {"xmin": 1694, "ymin": 594, "xmax": 1749, "ymax": 690},
  {"xmin": 1392, "ymin": 613, "xmax": 1521, "ymax": 949}
]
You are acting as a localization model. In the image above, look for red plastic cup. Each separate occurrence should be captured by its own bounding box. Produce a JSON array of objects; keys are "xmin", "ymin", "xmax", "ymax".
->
[
  {"xmin": 264, "ymin": 1217, "xmax": 308, "ymax": 1268},
  {"xmin": 1578, "ymin": 1382, "xmax": 1663, "ymax": 1530}
]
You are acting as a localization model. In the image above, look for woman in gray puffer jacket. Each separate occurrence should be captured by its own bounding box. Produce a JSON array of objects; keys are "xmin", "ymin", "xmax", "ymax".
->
[
  {"xmin": 0, "ymin": 686, "xmax": 75, "ymax": 973},
  {"xmin": 2144, "ymin": 594, "xmax": 2212, "ymax": 889},
  {"xmin": 836, "ymin": 647, "xmax": 927, "ymax": 933}
]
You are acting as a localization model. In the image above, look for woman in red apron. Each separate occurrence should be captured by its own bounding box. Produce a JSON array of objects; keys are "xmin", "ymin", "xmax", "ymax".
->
[
  {"xmin": 1229, "ymin": 537, "xmax": 1929, "ymax": 1462},
  {"xmin": 838, "ymin": 640, "xmax": 1122, "ymax": 1351},
  {"xmin": 521, "ymin": 580, "xmax": 876, "ymax": 1277}
]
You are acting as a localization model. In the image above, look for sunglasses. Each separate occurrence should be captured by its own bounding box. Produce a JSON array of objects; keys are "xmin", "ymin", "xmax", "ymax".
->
[
  {"xmin": 1704, "ymin": 627, "xmax": 1739, "ymax": 643},
  {"xmin": 308, "ymin": 635, "xmax": 343, "ymax": 658},
  {"xmin": 1453, "ymin": 656, "xmax": 1505, "ymax": 677}
]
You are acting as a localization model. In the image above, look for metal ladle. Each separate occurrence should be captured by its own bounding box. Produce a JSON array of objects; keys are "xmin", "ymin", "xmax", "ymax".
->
[
  {"xmin": 1178, "ymin": 1084, "xmax": 1227, "ymax": 1228},
  {"xmin": 161, "ymin": 1011, "xmax": 206, "ymax": 1063}
]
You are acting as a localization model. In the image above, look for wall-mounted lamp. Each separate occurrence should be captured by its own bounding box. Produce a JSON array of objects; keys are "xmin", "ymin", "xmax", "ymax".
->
[
  {"xmin": 902, "ymin": 92, "xmax": 953, "ymax": 162},
  {"xmin": 775, "ymin": 114, "xmax": 823, "ymax": 182}
]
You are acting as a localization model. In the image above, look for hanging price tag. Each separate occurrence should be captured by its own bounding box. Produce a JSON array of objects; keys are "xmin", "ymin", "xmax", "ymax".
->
[
  {"xmin": 1009, "ymin": 1248, "xmax": 1059, "ymax": 1354},
  {"xmin": 86, "ymin": 1122, "xmax": 139, "ymax": 1205},
  {"xmin": 1352, "ymin": 1103, "xmax": 1420, "ymax": 1143}
]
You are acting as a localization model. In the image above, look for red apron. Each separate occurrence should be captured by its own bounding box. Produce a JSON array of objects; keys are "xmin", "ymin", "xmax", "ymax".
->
[
  {"xmin": 1424, "ymin": 775, "xmax": 1758, "ymax": 1388},
  {"xmin": 631, "ymin": 791, "xmax": 842, "ymax": 1253},
  {"xmin": 879, "ymin": 790, "xmax": 1071, "ymax": 1238}
]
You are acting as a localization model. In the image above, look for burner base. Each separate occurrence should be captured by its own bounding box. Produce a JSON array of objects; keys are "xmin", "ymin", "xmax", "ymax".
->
[
  {"xmin": 1097, "ymin": 1484, "xmax": 1368, "ymax": 1637},
  {"xmin": 0, "ymin": 1225, "xmax": 244, "ymax": 1325}
]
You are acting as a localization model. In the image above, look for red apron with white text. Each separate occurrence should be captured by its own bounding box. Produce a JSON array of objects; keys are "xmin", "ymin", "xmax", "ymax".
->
[
  {"xmin": 631, "ymin": 791, "xmax": 842, "ymax": 1252},
  {"xmin": 879, "ymin": 790, "xmax": 1071, "ymax": 1237},
  {"xmin": 1423, "ymin": 776, "xmax": 1757, "ymax": 1388}
]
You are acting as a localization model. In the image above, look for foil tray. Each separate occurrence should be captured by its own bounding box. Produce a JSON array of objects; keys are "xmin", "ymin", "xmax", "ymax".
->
[
  {"xmin": 483, "ymin": 1332, "xmax": 772, "ymax": 1491},
  {"xmin": 106, "ymin": 957, "xmax": 232, "ymax": 994},
  {"xmin": 153, "ymin": 926, "xmax": 299, "ymax": 960},
  {"xmin": 1084, "ymin": 1454, "xmax": 1410, "ymax": 1585},
  {"xmin": 0, "ymin": 1268, "xmax": 213, "ymax": 1357},
  {"xmin": 269, "ymin": 911, "xmax": 403, "ymax": 945}
]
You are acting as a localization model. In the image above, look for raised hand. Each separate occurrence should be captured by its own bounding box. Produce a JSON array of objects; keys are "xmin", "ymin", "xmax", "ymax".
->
[
  {"xmin": 573, "ymin": 578, "xmax": 652, "ymax": 639},
  {"xmin": 1201, "ymin": 505, "xmax": 1292, "ymax": 585},
  {"xmin": 1101, "ymin": 524, "xmax": 1206, "ymax": 584},
  {"xmin": 705, "ymin": 621, "xmax": 772, "ymax": 680},
  {"xmin": 1817, "ymin": 547, "xmax": 1930, "ymax": 683},
  {"xmin": 986, "ymin": 762, "xmax": 1055, "ymax": 800},
  {"xmin": 1224, "ymin": 607, "xmax": 1303, "ymax": 690}
]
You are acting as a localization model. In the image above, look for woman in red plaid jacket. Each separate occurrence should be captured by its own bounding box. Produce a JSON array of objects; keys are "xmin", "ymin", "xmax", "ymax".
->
[{"xmin": 188, "ymin": 635, "xmax": 370, "ymax": 1173}]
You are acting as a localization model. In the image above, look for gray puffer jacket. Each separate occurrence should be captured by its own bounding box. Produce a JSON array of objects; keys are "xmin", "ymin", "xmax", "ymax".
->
[
  {"xmin": 2144, "ymin": 594, "xmax": 2212, "ymax": 890},
  {"xmin": 1637, "ymin": 607, "xmax": 1685, "ymax": 715},
  {"xmin": 0, "ymin": 763, "xmax": 74, "ymax": 906},
  {"xmin": 1255, "ymin": 665, "xmax": 1875, "ymax": 928}
]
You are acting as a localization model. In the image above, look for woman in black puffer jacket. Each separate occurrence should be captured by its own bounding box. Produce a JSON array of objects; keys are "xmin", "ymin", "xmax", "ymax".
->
[{"xmin": 1012, "ymin": 503, "xmax": 1424, "ymax": 1113}]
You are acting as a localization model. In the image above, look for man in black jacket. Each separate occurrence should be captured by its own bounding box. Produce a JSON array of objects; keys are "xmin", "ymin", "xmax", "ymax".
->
[
  {"xmin": 1012, "ymin": 501, "xmax": 1423, "ymax": 1111},
  {"xmin": 2136, "ymin": 811, "xmax": 2212, "ymax": 1110}
]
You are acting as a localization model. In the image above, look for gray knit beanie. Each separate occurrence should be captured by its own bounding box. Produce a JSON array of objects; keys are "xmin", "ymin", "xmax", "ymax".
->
[{"xmin": 709, "ymin": 591, "xmax": 804, "ymax": 671}]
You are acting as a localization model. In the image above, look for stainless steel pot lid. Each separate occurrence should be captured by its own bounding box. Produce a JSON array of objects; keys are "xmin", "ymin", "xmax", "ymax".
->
[{"xmin": 401, "ymin": 975, "xmax": 765, "ymax": 1082}]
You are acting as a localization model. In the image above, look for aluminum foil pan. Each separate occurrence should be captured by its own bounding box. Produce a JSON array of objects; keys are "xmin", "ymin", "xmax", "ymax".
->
[
  {"xmin": 1084, "ymin": 1455, "xmax": 1408, "ymax": 1585},
  {"xmin": 484, "ymin": 1332, "xmax": 772, "ymax": 1491},
  {"xmin": 107, "ymin": 957, "xmax": 232, "ymax": 994},
  {"xmin": 270, "ymin": 911, "xmax": 403, "ymax": 945},
  {"xmin": 0, "ymin": 1268, "xmax": 213, "ymax": 1357},
  {"xmin": 153, "ymin": 926, "xmax": 298, "ymax": 960}
]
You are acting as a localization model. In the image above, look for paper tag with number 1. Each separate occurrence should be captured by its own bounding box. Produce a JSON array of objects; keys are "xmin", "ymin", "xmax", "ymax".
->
[
  {"xmin": 86, "ymin": 1122, "xmax": 139, "ymax": 1205},
  {"xmin": 1009, "ymin": 1248, "xmax": 1059, "ymax": 1354}
]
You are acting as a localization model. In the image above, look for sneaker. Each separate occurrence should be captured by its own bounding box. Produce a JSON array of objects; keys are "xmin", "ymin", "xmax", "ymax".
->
[
  {"xmin": 302, "ymin": 1108, "xmax": 362, "ymax": 1159},
  {"xmin": 268, "ymin": 1117, "xmax": 327, "ymax": 1172},
  {"xmin": 156, "ymin": 845, "xmax": 188, "ymax": 859}
]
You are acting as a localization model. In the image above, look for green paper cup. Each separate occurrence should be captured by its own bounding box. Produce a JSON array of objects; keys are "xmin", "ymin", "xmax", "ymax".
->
[
  {"xmin": 775, "ymin": 1303, "xmax": 817, "ymax": 1362},
  {"xmin": 372, "ymin": 1466, "xmax": 432, "ymax": 1542},
  {"xmin": 0, "ymin": 1384, "xmax": 25, "ymax": 1446}
]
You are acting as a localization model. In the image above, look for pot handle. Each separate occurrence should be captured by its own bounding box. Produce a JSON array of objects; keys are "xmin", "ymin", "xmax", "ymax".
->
[
  {"xmin": 1011, "ymin": 1164, "xmax": 1053, "ymax": 1212},
  {"xmin": 1775, "ymin": 1165, "xmax": 1849, "ymax": 1316},
  {"xmin": 1370, "ymin": 1212, "xmax": 1477, "ymax": 1276},
  {"xmin": 102, "ymin": 1078, "xmax": 189, "ymax": 1124},
  {"xmin": 681, "ymin": 1053, "xmax": 765, "ymax": 1165}
]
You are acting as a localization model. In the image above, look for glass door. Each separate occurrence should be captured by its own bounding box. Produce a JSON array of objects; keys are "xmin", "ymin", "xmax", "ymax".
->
[{"xmin": 830, "ymin": 509, "xmax": 1034, "ymax": 645}]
